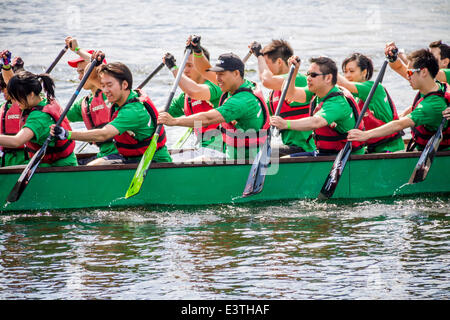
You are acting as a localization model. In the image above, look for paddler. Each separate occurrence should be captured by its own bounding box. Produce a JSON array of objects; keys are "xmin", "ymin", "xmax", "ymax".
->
[
  {"xmin": 158, "ymin": 38, "xmax": 270, "ymax": 162},
  {"xmin": 64, "ymin": 36, "xmax": 120, "ymax": 165},
  {"xmin": 163, "ymin": 45, "xmax": 225, "ymax": 161},
  {"xmin": 51, "ymin": 53, "xmax": 172, "ymax": 163},
  {"xmin": 270, "ymin": 56, "xmax": 366, "ymax": 156},
  {"xmin": 429, "ymin": 40, "xmax": 450, "ymax": 84},
  {"xmin": 348, "ymin": 45, "xmax": 450, "ymax": 151},
  {"xmin": 337, "ymin": 52, "xmax": 404, "ymax": 153},
  {"xmin": 0, "ymin": 50, "xmax": 29, "ymax": 167},
  {"xmin": 249, "ymin": 39, "xmax": 315, "ymax": 156},
  {"xmin": 0, "ymin": 68, "xmax": 78, "ymax": 167}
]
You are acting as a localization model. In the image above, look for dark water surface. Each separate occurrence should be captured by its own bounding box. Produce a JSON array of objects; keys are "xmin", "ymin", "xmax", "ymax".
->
[{"xmin": 0, "ymin": 0, "xmax": 449, "ymax": 299}]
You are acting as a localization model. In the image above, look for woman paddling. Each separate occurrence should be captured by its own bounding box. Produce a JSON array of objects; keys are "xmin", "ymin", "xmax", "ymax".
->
[
  {"xmin": 337, "ymin": 53, "xmax": 405, "ymax": 153},
  {"xmin": 0, "ymin": 71, "xmax": 77, "ymax": 167}
]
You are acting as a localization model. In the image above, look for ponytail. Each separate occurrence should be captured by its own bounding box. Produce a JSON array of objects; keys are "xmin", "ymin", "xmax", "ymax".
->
[{"xmin": 7, "ymin": 71, "xmax": 56, "ymax": 106}]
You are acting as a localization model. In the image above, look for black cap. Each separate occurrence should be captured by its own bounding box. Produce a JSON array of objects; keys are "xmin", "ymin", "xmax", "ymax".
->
[{"xmin": 207, "ymin": 53, "xmax": 244, "ymax": 74}]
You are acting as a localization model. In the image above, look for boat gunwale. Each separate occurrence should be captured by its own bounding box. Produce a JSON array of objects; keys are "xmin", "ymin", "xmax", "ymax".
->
[{"xmin": 0, "ymin": 150, "xmax": 449, "ymax": 174}]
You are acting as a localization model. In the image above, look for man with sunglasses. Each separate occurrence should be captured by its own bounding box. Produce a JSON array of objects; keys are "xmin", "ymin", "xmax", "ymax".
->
[
  {"xmin": 270, "ymin": 56, "xmax": 366, "ymax": 156},
  {"xmin": 348, "ymin": 46, "xmax": 450, "ymax": 151},
  {"xmin": 248, "ymin": 40, "xmax": 315, "ymax": 156}
]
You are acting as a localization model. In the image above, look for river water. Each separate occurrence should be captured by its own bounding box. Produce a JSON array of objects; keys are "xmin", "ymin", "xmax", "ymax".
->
[{"xmin": 0, "ymin": 0, "xmax": 449, "ymax": 300}]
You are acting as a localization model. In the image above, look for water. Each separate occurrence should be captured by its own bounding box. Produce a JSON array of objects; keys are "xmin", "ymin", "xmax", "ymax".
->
[{"xmin": 1, "ymin": 0, "xmax": 449, "ymax": 300}]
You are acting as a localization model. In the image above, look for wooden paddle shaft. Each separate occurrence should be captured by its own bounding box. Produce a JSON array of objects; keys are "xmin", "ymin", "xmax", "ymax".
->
[{"xmin": 45, "ymin": 45, "xmax": 69, "ymax": 74}]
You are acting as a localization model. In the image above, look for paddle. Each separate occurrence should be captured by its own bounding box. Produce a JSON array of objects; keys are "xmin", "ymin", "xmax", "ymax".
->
[
  {"xmin": 408, "ymin": 116, "xmax": 448, "ymax": 184},
  {"xmin": 317, "ymin": 59, "xmax": 390, "ymax": 200},
  {"xmin": 125, "ymin": 48, "xmax": 192, "ymax": 199},
  {"xmin": 242, "ymin": 61, "xmax": 297, "ymax": 197},
  {"xmin": 45, "ymin": 45, "xmax": 69, "ymax": 74},
  {"xmin": 6, "ymin": 57, "xmax": 102, "ymax": 203}
]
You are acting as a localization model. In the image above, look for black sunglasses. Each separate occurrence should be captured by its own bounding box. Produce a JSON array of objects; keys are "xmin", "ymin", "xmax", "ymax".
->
[{"xmin": 306, "ymin": 71, "xmax": 329, "ymax": 78}]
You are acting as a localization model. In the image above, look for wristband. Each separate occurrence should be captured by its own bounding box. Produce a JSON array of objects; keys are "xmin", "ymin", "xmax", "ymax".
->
[
  {"xmin": 2, "ymin": 64, "xmax": 11, "ymax": 70},
  {"xmin": 171, "ymin": 65, "xmax": 178, "ymax": 71},
  {"xmin": 286, "ymin": 120, "xmax": 291, "ymax": 129},
  {"xmin": 75, "ymin": 47, "xmax": 80, "ymax": 52},
  {"xmin": 67, "ymin": 131, "xmax": 72, "ymax": 140},
  {"xmin": 193, "ymin": 52, "xmax": 203, "ymax": 58}
]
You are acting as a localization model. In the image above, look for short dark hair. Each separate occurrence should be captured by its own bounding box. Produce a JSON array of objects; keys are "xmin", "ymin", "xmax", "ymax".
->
[
  {"xmin": 429, "ymin": 40, "xmax": 450, "ymax": 68},
  {"xmin": 262, "ymin": 39, "xmax": 293, "ymax": 65},
  {"xmin": 309, "ymin": 56, "xmax": 338, "ymax": 85},
  {"xmin": 407, "ymin": 49, "xmax": 440, "ymax": 78},
  {"xmin": 98, "ymin": 62, "xmax": 133, "ymax": 90},
  {"xmin": 342, "ymin": 53, "xmax": 374, "ymax": 80},
  {"xmin": 7, "ymin": 71, "xmax": 55, "ymax": 105}
]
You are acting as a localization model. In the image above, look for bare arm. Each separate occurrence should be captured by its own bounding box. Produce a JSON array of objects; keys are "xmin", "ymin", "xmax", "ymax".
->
[
  {"xmin": 51, "ymin": 124, "xmax": 119, "ymax": 142},
  {"xmin": 285, "ymin": 56, "xmax": 307, "ymax": 103},
  {"xmin": 256, "ymin": 56, "xmax": 285, "ymax": 91},
  {"xmin": 171, "ymin": 68, "xmax": 212, "ymax": 101},
  {"xmin": 348, "ymin": 116, "xmax": 414, "ymax": 141},
  {"xmin": 0, "ymin": 128, "xmax": 34, "ymax": 148},
  {"xmin": 271, "ymin": 115, "xmax": 327, "ymax": 131},
  {"xmin": 158, "ymin": 109, "xmax": 225, "ymax": 128},
  {"xmin": 436, "ymin": 70, "xmax": 447, "ymax": 83},
  {"xmin": 337, "ymin": 74, "xmax": 358, "ymax": 94}
]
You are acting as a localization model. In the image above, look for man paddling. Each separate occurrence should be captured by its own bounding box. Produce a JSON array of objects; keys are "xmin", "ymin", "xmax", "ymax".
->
[
  {"xmin": 64, "ymin": 36, "xmax": 120, "ymax": 165},
  {"xmin": 270, "ymin": 56, "xmax": 366, "ymax": 156},
  {"xmin": 249, "ymin": 40, "xmax": 315, "ymax": 156},
  {"xmin": 158, "ymin": 48, "xmax": 270, "ymax": 161},
  {"xmin": 163, "ymin": 47, "xmax": 225, "ymax": 161},
  {"xmin": 348, "ymin": 46, "xmax": 450, "ymax": 151},
  {"xmin": 51, "ymin": 53, "xmax": 172, "ymax": 163}
]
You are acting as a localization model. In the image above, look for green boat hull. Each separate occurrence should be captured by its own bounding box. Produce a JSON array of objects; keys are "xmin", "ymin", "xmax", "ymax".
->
[{"xmin": 1, "ymin": 151, "xmax": 449, "ymax": 212}]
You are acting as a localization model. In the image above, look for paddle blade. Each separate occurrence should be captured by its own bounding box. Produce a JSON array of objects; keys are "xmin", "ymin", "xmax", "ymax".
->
[
  {"xmin": 125, "ymin": 135, "xmax": 159, "ymax": 199},
  {"xmin": 408, "ymin": 128, "xmax": 443, "ymax": 184},
  {"xmin": 7, "ymin": 144, "xmax": 48, "ymax": 202},
  {"xmin": 317, "ymin": 145, "xmax": 351, "ymax": 201},
  {"xmin": 242, "ymin": 139, "xmax": 271, "ymax": 197}
]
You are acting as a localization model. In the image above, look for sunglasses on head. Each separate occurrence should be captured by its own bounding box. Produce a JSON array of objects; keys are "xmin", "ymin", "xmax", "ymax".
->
[
  {"xmin": 406, "ymin": 68, "xmax": 421, "ymax": 77},
  {"xmin": 306, "ymin": 71, "xmax": 329, "ymax": 78}
]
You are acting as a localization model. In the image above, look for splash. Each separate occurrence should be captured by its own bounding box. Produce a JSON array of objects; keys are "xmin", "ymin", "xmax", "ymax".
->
[
  {"xmin": 393, "ymin": 182, "xmax": 411, "ymax": 197},
  {"xmin": 108, "ymin": 196, "xmax": 127, "ymax": 208},
  {"xmin": 3, "ymin": 201, "xmax": 11, "ymax": 209}
]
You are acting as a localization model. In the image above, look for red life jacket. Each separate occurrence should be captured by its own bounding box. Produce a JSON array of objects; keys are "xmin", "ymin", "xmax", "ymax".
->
[
  {"xmin": 358, "ymin": 87, "xmax": 404, "ymax": 152},
  {"xmin": 0, "ymin": 101, "xmax": 25, "ymax": 152},
  {"xmin": 408, "ymin": 82, "xmax": 450, "ymax": 151},
  {"xmin": 20, "ymin": 99, "xmax": 75, "ymax": 164},
  {"xmin": 218, "ymin": 82, "xmax": 270, "ymax": 149},
  {"xmin": 269, "ymin": 89, "xmax": 310, "ymax": 120},
  {"xmin": 310, "ymin": 87, "xmax": 365, "ymax": 154},
  {"xmin": 81, "ymin": 90, "xmax": 111, "ymax": 130},
  {"xmin": 183, "ymin": 95, "xmax": 220, "ymax": 136},
  {"xmin": 81, "ymin": 90, "xmax": 113, "ymax": 147},
  {"xmin": 111, "ymin": 89, "xmax": 166, "ymax": 157}
]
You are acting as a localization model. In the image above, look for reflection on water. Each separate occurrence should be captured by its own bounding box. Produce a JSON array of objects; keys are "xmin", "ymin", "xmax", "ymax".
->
[{"xmin": 1, "ymin": 197, "xmax": 448, "ymax": 299}]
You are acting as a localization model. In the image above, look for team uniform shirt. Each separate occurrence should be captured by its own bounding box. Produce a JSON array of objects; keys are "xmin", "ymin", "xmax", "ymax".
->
[
  {"xmin": 216, "ymin": 80, "xmax": 266, "ymax": 160},
  {"xmin": 353, "ymin": 81, "xmax": 404, "ymax": 153},
  {"xmin": 168, "ymin": 80, "xmax": 223, "ymax": 151},
  {"xmin": 22, "ymin": 99, "xmax": 78, "ymax": 167},
  {"xmin": 306, "ymin": 86, "xmax": 366, "ymax": 155},
  {"xmin": 109, "ymin": 90, "xmax": 172, "ymax": 162},
  {"xmin": 443, "ymin": 69, "xmax": 450, "ymax": 83},
  {"xmin": 407, "ymin": 82, "xmax": 449, "ymax": 151},
  {"xmin": 67, "ymin": 92, "xmax": 119, "ymax": 158},
  {"xmin": 269, "ymin": 73, "xmax": 315, "ymax": 152},
  {"xmin": 0, "ymin": 101, "xmax": 28, "ymax": 167}
]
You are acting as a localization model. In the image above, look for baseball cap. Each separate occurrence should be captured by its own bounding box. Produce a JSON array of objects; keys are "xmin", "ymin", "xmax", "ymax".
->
[
  {"xmin": 67, "ymin": 50, "xmax": 107, "ymax": 68},
  {"xmin": 207, "ymin": 53, "xmax": 244, "ymax": 74}
]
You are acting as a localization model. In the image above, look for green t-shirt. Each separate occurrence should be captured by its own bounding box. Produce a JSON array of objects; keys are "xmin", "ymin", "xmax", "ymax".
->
[
  {"xmin": 268, "ymin": 73, "xmax": 315, "ymax": 152},
  {"xmin": 0, "ymin": 101, "xmax": 28, "ymax": 167},
  {"xmin": 309, "ymin": 86, "xmax": 365, "ymax": 155},
  {"xmin": 353, "ymin": 81, "xmax": 404, "ymax": 153},
  {"xmin": 109, "ymin": 90, "xmax": 172, "ymax": 162},
  {"xmin": 22, "ymin": 99, "xmax": 78, "ymax": 167},
  {"xmin": 168, "ymin": 80, "xmax": 223, "ymax": 151},
  {"xmin": 408, "ymin": 82, "xmax": 449, "ymax": 151},
  {"xmin": 67, "ymin": 92, "xmax": 119, "ymax": 158},
  {"xmin": 443, "ymin": 69, "xmax": 450, "ymax": 83},
  {"xmin": 216, "ymin": 79, "xmax": 265, "ymax": 160}
]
